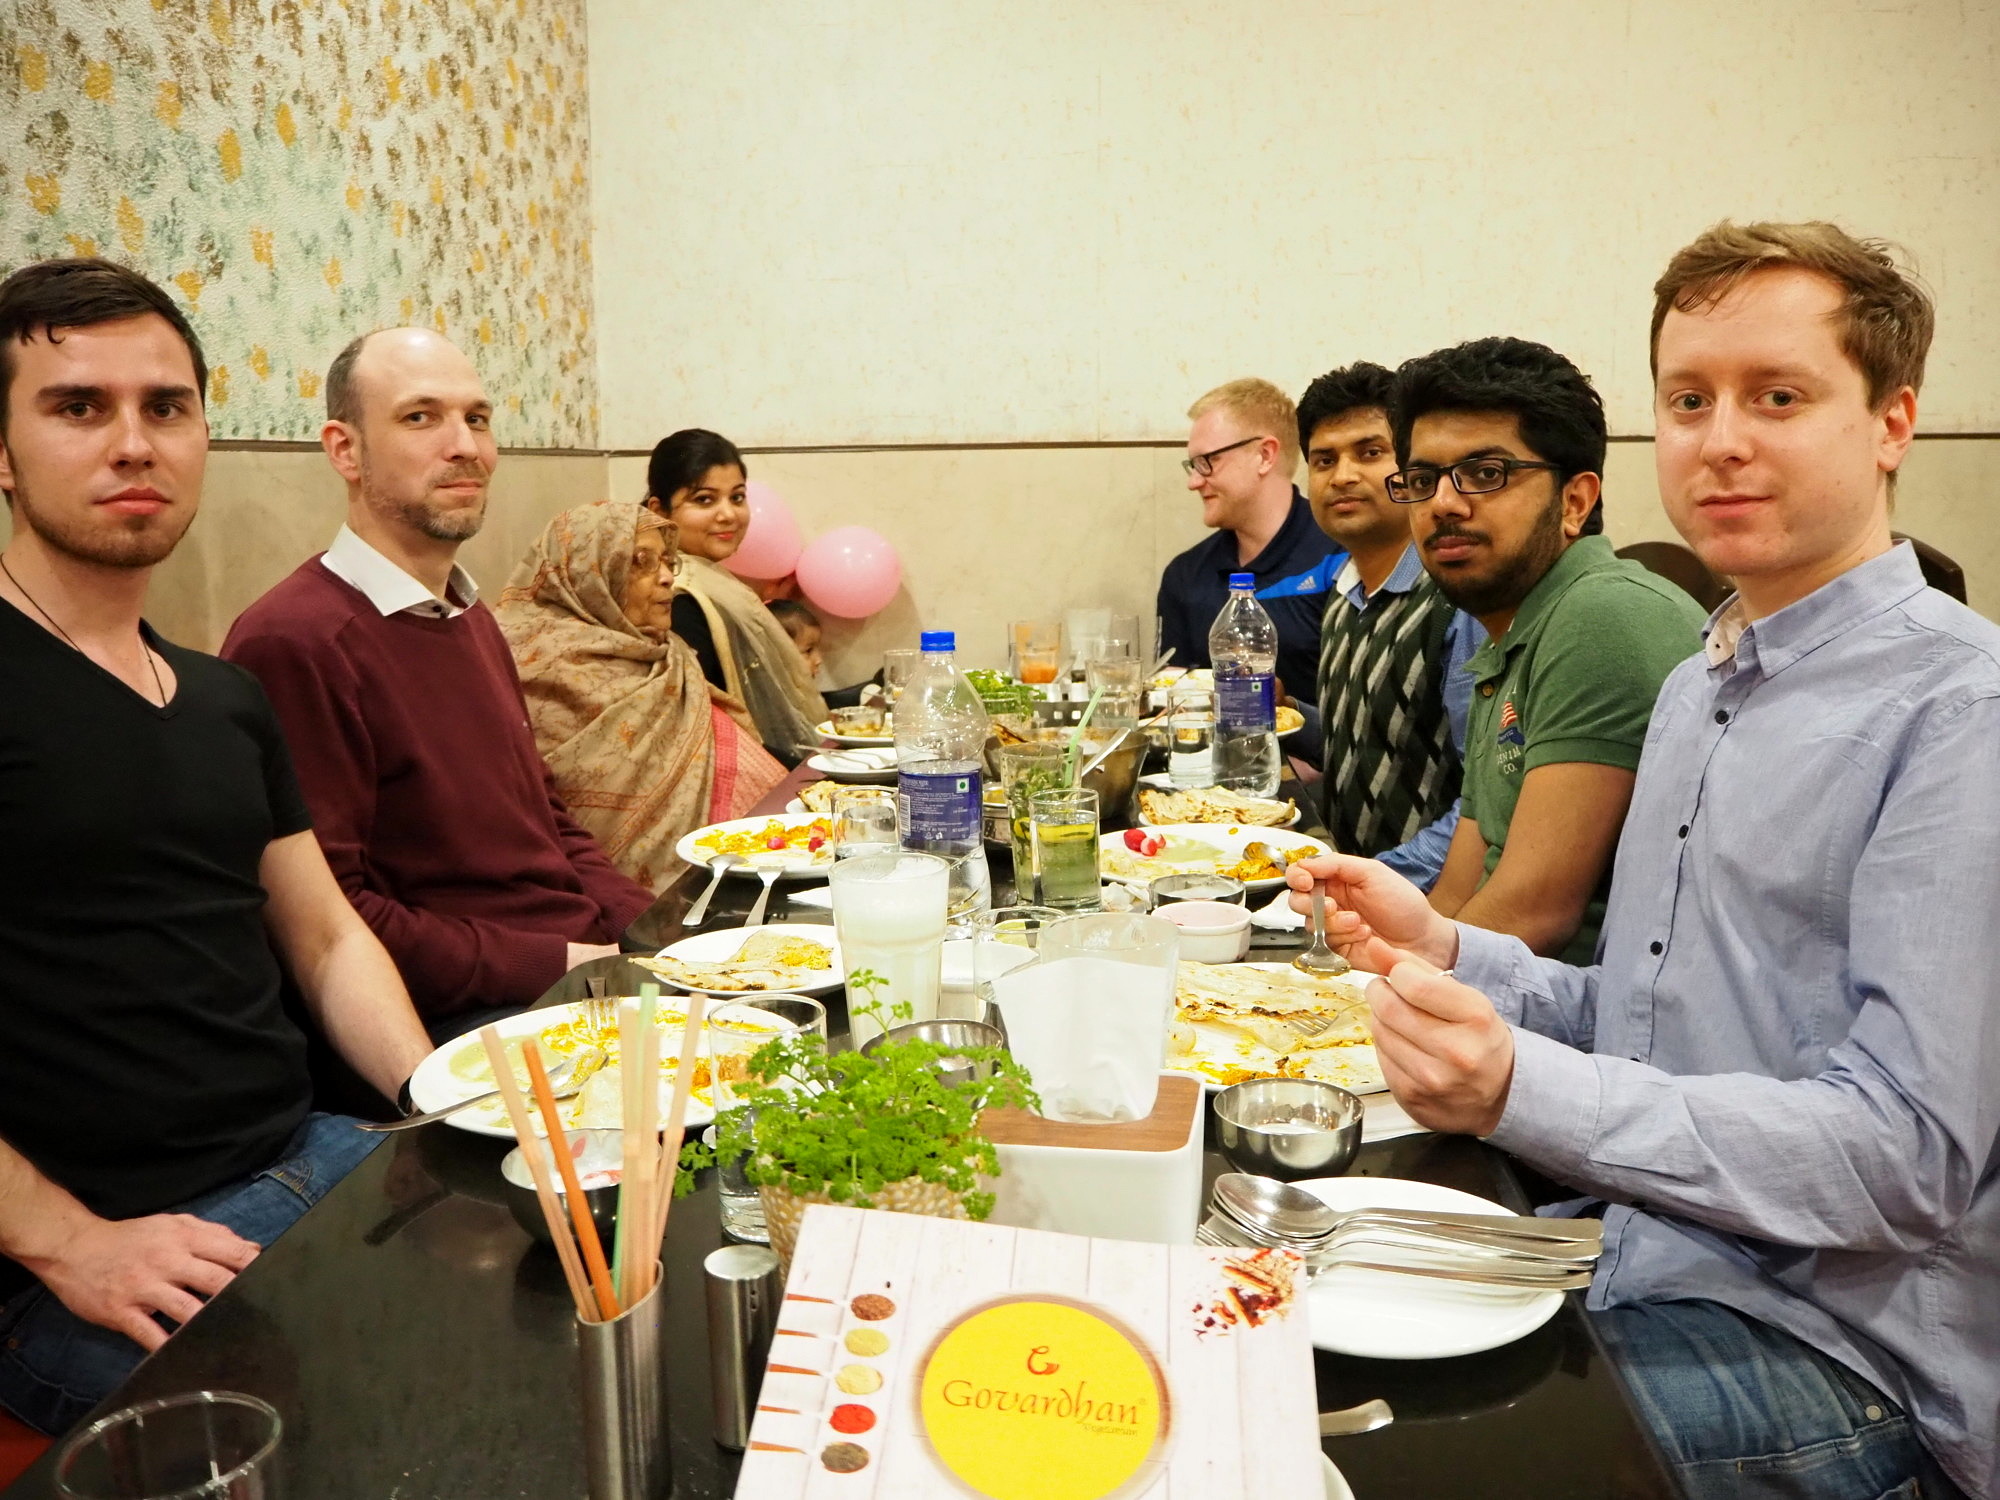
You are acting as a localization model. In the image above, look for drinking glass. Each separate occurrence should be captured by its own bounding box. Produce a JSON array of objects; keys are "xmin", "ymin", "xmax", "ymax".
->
[
  {"xmin": 944, "ymin": 849, "xmax": 993, "ymax": 934},
  {"xmin": 703, "ymin": 1111, "xmax": 767, "ymax": 1243},
  {"xmin": 55, "ymin": 1391, "xmax": 282, "ymax": 1500},
  {"xmin": 1064, "ymin": 608, "xmax": 1112, "ymax": 667},
  {"xmin": 830, "ymin": 704, "xmax": 888, "ymax": 739},
  {"xmin": 970, "ymin": 905, "xmax": 1066, "ymax": 1027},
  {"xmin": 828, "ymin": 851, "xmax": 950, "ymax": 1047},
  {"xmin": 1084, "ymin": 657, "xmax": 1145, "ymax": 725},
  {"xmin": 1105, "ymin": 613, "xmax": 1143, "ymax": 662},
  {"xmin": 722, "ymin": 992, "xmax": 828, "ymax": 1043},
  {"xmin": 1009, "ymin": 619, "xmax": 1064, "ymax": 688},
  {"xmin": 993, "ymin": 742, "xmax": 1068, "ymax": 889},
  {"xmin": 831, "ymin": 786, "xmax": 899, "ymax": 861},
  {"xmin": 880, "ymin": 648, "xmax": 921, "ymax": 706},
  {"xmin": 706, "ymin": 999, "xmax": 805, "ymax": 1111},
  {"xmin": 1030, "ymin": 787, "xmax": 1102, "ymax": 911},
  {"xmin": 1167, "ymin": 684, "xmax": 1216, "ymax": 789}
]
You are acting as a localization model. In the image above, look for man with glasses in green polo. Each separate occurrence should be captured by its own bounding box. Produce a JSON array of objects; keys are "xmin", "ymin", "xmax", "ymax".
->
[{"xmin": 1393, "ymin": 338, "xmax": 1703, "ymax": 962}]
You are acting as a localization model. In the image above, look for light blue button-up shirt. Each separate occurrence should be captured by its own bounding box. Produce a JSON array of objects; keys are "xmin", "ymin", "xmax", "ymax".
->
[
  {"xmin": 1331, "ymin": 545, "xmax": 1484, "ymax": 889},
  {"xmin": 1456, "ymin": 544, "xmax": 2000, "ymax": 1495}
]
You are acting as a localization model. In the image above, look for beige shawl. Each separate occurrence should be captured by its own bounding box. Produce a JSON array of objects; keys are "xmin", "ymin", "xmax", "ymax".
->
[
  {"xmin": 676, "ymin": 555, "xmax": 828, "ymax": 760},
  {"xmin": 497, "ymin": 502, "xmax": 785, "ymax": 892}
]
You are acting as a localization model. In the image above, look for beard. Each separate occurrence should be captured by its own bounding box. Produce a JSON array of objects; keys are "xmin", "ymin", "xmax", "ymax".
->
[
  {"xmin": 10, "ymin": 482, "xmax": 194, "ymax": 569},
  {"xmin": 359, "ymin": 454, "xmax": 489, "ymax": 542},
  {"xmin": 1425, "ymin": 492, "xmax": 1568, "ymax": 618}
]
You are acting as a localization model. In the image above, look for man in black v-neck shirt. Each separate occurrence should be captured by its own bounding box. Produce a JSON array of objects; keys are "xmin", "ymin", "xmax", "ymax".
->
[{"xmin": 0, "ymin": 258, "xmax": 433, "ymax": 1436}]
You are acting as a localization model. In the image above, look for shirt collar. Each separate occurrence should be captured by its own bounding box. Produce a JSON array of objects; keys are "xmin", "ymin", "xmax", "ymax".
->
[
  {"xmin": 1220, "ymin": 489, "xmax": 1314, "ymax": 577},
  {"xmin": 1705, "ymin": 542, "xmax": 1928, "ymax": 679},
  {"xmin": 1337, "ymin": 543, "xmax": 1426, "ymax": 607},
  {"xmin": 319, "ymin": 524, "xmax": 479, "ymax": 619}
]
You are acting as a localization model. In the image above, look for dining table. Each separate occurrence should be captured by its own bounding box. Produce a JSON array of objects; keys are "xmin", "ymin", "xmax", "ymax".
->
[{"xmin": 4, "ymin": 762, "xmax": 1679, "ymax": 1500}]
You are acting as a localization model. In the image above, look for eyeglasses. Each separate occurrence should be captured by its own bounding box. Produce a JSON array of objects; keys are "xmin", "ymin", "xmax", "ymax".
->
[
  {"xmin": 1181, "ymin": 435, "xmax": 1266, "ymax": 477},
  {"xmin": 1386, "ymin": 456, "xmax": 1563, "ymax": 504}
]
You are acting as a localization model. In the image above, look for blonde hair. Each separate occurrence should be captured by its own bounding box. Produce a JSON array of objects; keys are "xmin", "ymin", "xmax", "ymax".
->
[
  {"xmin": 1650, "ymin": 221, "xmax": 1934, "ymax": 411},
  {"xmin": 1188, "ymin": 377, "xmax": 1299, "ymax": 474}
]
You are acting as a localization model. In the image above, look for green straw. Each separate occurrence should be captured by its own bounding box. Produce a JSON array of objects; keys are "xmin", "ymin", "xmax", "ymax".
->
[{"xmin": 1063, "ymin": 686, "xmax": 1106, "ymax": 788}]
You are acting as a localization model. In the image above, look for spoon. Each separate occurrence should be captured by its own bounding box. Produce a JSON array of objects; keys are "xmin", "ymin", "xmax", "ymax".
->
[
  {"xmin": 1214, "ymin": 1172, "xmax": 1338, "ymax": 1244},
  {"xmin": 742, "ymin": 854, "xmax": 788, "ymax": 926},
  {"xmin": 1293, "ymin": 881, "xmax": 1351, "ymax": 978},
  {"xmin": 1319, "ymin": 1399, "xmax": 1395, "ymax": 1438},
  {"xmin": 682, "ymin": 851, "xmax": 743, "ymax": 927}
]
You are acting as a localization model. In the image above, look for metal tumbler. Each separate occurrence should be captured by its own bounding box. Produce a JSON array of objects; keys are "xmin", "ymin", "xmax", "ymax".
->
[
  {"xmin": 577, "ymin": 1269, "xmax": 671, "ymax": 1500},
  {"xmin": 704, "ymin": 1244, "xmax": 783, "ymax": 1451}
]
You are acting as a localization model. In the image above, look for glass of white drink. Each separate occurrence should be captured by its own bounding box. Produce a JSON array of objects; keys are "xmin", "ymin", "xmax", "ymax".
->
[{"xmin": 828, "ymin": 851, "xmax": 951, "ymax": 1047}]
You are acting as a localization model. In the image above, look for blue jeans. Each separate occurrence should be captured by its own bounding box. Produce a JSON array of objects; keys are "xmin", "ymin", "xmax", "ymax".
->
[
  {"xmin": 1592, "ymin": 1299, "xmax": 1965, "ymax": 1500},
  {"xmin": 0, "ymin": 1113, "xmax": 381, "ymax": 1437}
]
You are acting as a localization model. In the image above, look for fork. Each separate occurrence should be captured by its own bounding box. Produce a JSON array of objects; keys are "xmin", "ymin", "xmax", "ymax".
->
[
  {"xmin": 362, "ymin": 1040, "xmax": 605, "ymax": 1132},
  {"xmin": 1195, "ymin": 1222, "xmax": 1593, "ymax": 1289}
]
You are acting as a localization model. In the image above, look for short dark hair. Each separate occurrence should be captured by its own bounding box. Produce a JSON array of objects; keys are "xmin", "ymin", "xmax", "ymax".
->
[
  {"xmin": 646, "ymin": 428, "xmax": 746, "ymax": 502},
  {"xmin": 1390, "ymin": 337, "xmax": 1606, "ymax": 534},
  {"xmin": 0, "ymin": 258, "xmax": 207, "ymax": 432},
  {"xmin": 325, "ymin": 331, "xmax": 374, "ymax": 425},
  {"xmin": 1296, "ymin": 362, "xmax": 1395, "ymax": 453},
  {"xmin": 768, "ymin": 598, "xmax": 818, "ymax": 633}
]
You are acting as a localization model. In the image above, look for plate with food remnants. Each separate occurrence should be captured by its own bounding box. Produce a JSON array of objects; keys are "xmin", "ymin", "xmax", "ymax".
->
[
  {"xmin": 1274, "ymin": 703, "xmax": 1307, "ymax": 738},
  {"xmin": 404, "ymin": 997, "xmax": 795, "ymax": 1138},
  {"xmin": 813, "ymin": 716, "xmax": 893, "ymax": 747},
  {"xmin": 636, "ymin": 925, "xmax": 843, "ymax": 996},
  {"xmin": 677, "ymin": 815, "xmax": 836, "ymax": 877},
  {"xmin": 1167, "ymin": 962, "xmax": 1386, "ymax": 1095},
  {"xmin": 1098, "ymin": 824, "xmax": 1330, "ymax": 892},
  {"xmin": 1137, "ymin": 785, "xmax": 1300, "ymax": 828}
]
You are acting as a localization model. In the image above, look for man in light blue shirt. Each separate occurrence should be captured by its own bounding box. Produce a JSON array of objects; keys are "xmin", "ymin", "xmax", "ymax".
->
[
  {"xmin": 1298, "ymin": 362, "xmax": 1483, "ymax": 890},
  {"xmin": 1289, "ymin": 222, "xmax": 1993, "ymax": 1499}
]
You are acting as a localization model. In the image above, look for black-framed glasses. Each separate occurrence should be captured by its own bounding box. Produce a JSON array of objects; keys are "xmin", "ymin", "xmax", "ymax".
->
[
  {"xmin": 1180, "ymin": 435, "xmax": 1266, "ymax": 477},
  {"xmin": 1386, "ymin": 456, "xmax": 1563, "ymax": 504}
]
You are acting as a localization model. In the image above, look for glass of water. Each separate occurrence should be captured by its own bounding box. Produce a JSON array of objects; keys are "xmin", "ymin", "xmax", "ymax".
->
[
  {"xmin": 1167, "ymin": 684, "xmax": 1216, "ymax": 789},
  {"xmin": 704, "ymin": 1111, "xmax": 766, "ymax": 1244},
  {"xmin": 881, "ymin": 648, "xmax": 921, "ymax": 706},
  {"xmin": 831, "ymin": 786, "xmax": 899, "ymax": 861},
  {"xmin": 56, "ymin": 1391, "xmax": 282, "ymax": 1500}
]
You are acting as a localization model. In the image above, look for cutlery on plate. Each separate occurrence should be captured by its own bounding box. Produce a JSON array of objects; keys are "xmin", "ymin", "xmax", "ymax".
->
[
  {"xmin": 1318, "ymin": 1399, "xmax": 1394, "ymax": 1437},
  {"xmin": 682, "ymin": 851, "xmax": 743, "ymax": 927},
  {"xmin": 742, "ymin": 855, "xmax": 787, "ymax": 926},
  {"xmin": 363, "ymin": 1042, "xmax": 604, "ymax": 1133}
]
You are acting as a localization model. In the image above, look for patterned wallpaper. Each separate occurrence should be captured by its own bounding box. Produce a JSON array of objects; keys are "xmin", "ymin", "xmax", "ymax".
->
[{"xmin": 0, "ymin": 0, "xmax": 596, "ymax": 446}]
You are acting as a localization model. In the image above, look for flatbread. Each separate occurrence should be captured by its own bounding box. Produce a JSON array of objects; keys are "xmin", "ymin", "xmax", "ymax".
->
[
  {"xmin": 634, "ymin": 929, "xmax": 834, "ymax": 992},
  {"xmin": 1138, "ymin": 786, "xmax": 1296, "ymax": 826},
  {"xmin": 1174, "ymin": 963, "xmax": 1372, "ymax": 1049}
]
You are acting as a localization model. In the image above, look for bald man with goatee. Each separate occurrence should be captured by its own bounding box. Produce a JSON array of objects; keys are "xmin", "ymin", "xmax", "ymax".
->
[{"xmin": 224, "ymin": 329, "xmax": 650, "ymax": 1036}]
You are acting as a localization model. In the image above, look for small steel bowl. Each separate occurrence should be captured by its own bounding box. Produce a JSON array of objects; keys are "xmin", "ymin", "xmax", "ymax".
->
[
  {"xmin": 861, "ymin": 1019, "xmax": 1005, "ymax": 1088},
  {"xmin": 1213, "ymin": 1078, "xmax": 1363, "ymax": 1181},
  {"xmin": 499, "ymin": 1127, "xmax": 624, "ymax": 1248}
]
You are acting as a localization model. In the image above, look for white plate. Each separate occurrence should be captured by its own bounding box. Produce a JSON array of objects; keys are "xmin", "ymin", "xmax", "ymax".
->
[
  {"xmin": 644, "ymin": 924, "xmax": 843, "ymax": 997},
  {"xmin": 1168, "ymin": 963, "xmax": 1386, "ymax": 1095},
  {"xmin": 1295, "ymin": 1176, "xmax": 1566, "ymax": 1359},
  {"xmin": 406, "ymin": 1000, "xmax": 718, "ymax": 1139},
  {"xmin": 1099, "ymin": 824, "xmax": 1332, "ymax": 893},
  {"xmin": 806, "ymin": 749, "xmax": 899, "ymax": 783},
  {"xmin": 1322, "ymin": 1455, "xmax": 1353, "ymax": 1500},
  {"xmin": 814, "ymin": 720, "xmax": 893, "ymax": 747},
  {"xmin": 675, "ymin": 815, "xmax": 835, "ymax": 878},
  {"xmin": 1136, "ymin": 796, "xmax": 1301, "ymax": 830}
]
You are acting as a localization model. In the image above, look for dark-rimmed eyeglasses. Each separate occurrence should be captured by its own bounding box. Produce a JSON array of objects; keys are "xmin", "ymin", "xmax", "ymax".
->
[
  {"xmin": 1386, "ymin": 456, "xmax": 1563, "ymax": 504},
  {"xmin": 1181, "ymin": 435, "xmax": 1266, "ymax": 477}
]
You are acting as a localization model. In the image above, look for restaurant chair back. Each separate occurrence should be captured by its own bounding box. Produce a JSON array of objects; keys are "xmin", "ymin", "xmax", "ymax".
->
[
  {"xmin": 1891, "ymin": 532, "xmax": 1968, "ymax": 603},
  {"xmin": 1614, "ymin": 540, "xmax": 1732, "ymax": 613}
]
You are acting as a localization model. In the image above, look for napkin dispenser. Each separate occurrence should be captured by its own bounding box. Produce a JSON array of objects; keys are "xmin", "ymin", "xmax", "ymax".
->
[{"xmin": 979, "ymin": 1074, "xmax": 1203, "ymax": 1244}]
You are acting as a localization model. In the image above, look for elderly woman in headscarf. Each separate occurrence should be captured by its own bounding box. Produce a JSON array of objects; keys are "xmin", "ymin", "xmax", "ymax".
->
[
  {"xmin": 642, "ymin": 429, "xmax": 828, "ymax": 764},
  {"xmin": 496, "ymin": 501, "xmax": 787, "ymax": 893}
]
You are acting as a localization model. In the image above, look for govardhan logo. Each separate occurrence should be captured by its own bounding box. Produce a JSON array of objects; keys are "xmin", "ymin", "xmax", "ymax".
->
[{"xmin": 919, "ymin": 1298, "xmax": 1168, "ymax": 1500}]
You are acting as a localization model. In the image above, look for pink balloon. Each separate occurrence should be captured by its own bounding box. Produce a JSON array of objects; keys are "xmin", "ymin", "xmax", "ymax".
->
[
  {"xmin": 722, "ymin": 480, "xmax": 804, "ymax": 580},
  {"xmin": 795, "ymin": 526, "xmax": 902, "ymax": 618}
]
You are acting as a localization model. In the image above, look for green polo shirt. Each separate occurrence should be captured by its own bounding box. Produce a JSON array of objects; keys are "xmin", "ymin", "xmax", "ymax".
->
[{"xmin": 1462, "ymin": 535, "xmax": 1706, "ymax": 964}]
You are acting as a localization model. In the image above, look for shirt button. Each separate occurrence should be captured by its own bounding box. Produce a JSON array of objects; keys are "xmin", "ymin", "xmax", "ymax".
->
[
  {"xmin": 1479, "ymin": 683, "xmax": 1495, "ymax": 698},
  {"xmin": 1677, "ymin": 824, "xmax": 1689, "ymax": 838},
  {"xmin": 1714, "ymin": 709, "xmax": 1729, "ymax": 724},
  {"xmin": 1864, "ymin": 1405, "xmax": 1885, "ymax": 1422},
  {"xmin": 1649, "ymin": 941, "xmax": 1663, "ymax": 955}
]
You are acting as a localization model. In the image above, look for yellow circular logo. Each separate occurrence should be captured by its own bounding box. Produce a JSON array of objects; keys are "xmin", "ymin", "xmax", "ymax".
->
[{"xmin": 919, "ymin": 1299, "xmax": 1166, "ymax": 1500}]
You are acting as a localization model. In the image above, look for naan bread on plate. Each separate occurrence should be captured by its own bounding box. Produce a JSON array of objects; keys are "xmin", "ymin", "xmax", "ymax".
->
[
  {"xmin": 634, "ymin": 929, "xmax": 834, "ymax": 993},
  {"xmin": 1138, "ymin": 786, "xmax": 1296, "ymax": 827},
  {"xmin": 1174, "ymin": 963, "xmax": 1373, "ymax": 1049},
  {"xmin": 798, "ymin": 779, "xmax": 839, "ymax": 815}
]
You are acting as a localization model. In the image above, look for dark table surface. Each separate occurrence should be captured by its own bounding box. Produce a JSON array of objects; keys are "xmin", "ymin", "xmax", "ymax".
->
[{"xmin": 8, "ymin": 767, "xmax": 1677, "ymax": 1499}]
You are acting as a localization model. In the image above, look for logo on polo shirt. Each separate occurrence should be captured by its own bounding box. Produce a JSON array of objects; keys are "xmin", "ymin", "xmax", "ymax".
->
[{"xmin": 1497, "ymin": 700, "xmax": 1525, "ymax": 748}]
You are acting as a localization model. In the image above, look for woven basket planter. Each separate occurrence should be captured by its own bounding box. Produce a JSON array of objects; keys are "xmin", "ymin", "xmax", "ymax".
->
[{"xmin": 760, "ymin": 1173, "xmax": 974, "ymax": 1270}]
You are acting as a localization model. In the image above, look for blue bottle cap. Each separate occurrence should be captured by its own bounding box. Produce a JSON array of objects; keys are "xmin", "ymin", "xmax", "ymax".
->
[
  {"xmin": 920, "ymin": 630, "xmax": 956, "ymax": 652},
  {"xmin": 1227, "ymin": 572, "xmax": 1255, "ymax": 589}
]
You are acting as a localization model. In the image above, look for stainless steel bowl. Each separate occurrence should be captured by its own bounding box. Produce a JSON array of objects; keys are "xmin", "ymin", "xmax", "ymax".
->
[
  {"xmin": 861, "ymin": 1018, "xmax": 1005, "ymax": 1088},
  {"xmin": 499, "ymin": 1127, "xmax": 623, "ymax": 1248},
  {"xmin": 1213, "ymin": 1078, "xmax": 1364, "ymax": 1181}
]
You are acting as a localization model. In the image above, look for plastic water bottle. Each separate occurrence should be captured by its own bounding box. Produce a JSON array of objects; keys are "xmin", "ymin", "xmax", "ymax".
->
[
  {"xmin": 1208, "ymin": 574, "xmax": 1281, "ymax": 797},
  {"xmin": 894, "ymin": 631, "xmax": 993, "ymax": 916}
]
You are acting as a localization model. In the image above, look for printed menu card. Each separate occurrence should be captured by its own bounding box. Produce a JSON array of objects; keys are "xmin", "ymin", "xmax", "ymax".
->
[{"xmin": 733, "ymin": 1204, "xmax": 1320, "ymax": 1499}]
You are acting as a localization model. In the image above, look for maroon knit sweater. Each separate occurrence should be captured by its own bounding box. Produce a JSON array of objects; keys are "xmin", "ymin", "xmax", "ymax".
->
[{"xmin": 222, "ymin": 559, "xmax": 653, "ymax": 1018}]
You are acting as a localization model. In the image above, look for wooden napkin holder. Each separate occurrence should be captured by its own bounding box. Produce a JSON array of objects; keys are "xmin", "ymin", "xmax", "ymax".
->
[{"xmin": 978, "ymin": 1074, "xmax": 1204, "ymax": 1244}]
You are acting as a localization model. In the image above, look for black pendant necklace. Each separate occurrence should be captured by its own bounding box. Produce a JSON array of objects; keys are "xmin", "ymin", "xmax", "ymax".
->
[{"xmin": 0, "ymin": 554, "xmax": 167, "ymax": 706}]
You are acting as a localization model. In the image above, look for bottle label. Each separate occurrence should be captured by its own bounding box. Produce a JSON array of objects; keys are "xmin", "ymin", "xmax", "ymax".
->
[
  {"xmin": 1216, "ymin": 674, "xmax": 1276, "ymax": 732},
  {"xmin": 898, "ymin": 767, "xmax": 982, "ymax": 844}
]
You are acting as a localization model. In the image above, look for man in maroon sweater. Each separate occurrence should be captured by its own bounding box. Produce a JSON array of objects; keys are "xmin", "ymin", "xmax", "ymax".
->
[{"xmin": 223, "ymin": 328, "xmax": 651, "ymax": 1032}]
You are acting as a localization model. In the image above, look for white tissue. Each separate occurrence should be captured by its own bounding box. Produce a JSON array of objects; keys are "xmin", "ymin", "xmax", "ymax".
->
[
  {"xmin": 989, "ymin": 955, "xmax": 1170, "ymax": 1123},
  {"xmin": 1249, "ymin": 889, "xmax": 1305, "ymax": 931}
]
